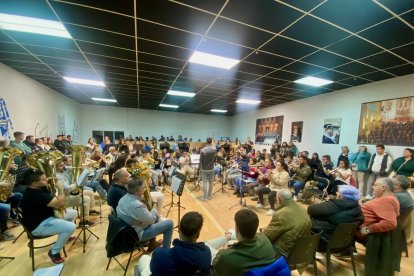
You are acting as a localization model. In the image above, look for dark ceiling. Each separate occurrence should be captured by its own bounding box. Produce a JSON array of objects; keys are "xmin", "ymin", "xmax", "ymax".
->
[{"xmin": 0, "ymin": 0, "xmax": 413, "ymax": 116}]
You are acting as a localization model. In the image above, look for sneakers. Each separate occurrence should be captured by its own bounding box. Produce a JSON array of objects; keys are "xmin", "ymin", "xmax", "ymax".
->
[
  {"xmin": 147, "ymin": 238, "xmax": 162, "ymax": 253},
  {"xmin": 9, "ymin": 218, "xmax": 21, "ymax": 226},
  {"xmin": 48, "ymin": 250, "xmax": 65, "ymax": 264},
  {"xmin": 0, "ymin": 230, "xmax": 15, "ymax": 241},
  {"xmin": 266, "ymin": 209, "xmax": 275, "ymax": 216},
  {"xmin": 293, "ymin": 196, "xmax": 298, "ymax": 202},
  {"xmin": 79, "ymin": 220, "xmax": 95, "ymax": 227},
  {"xmin": 256, "ymin": 203, "xmax": 263, "ymax": 209}
]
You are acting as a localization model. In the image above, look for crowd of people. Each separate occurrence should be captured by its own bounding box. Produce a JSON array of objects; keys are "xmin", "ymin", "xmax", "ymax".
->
[{"xmin": 1, "ymin": 130, "xmax": 414, "ymax": 275}]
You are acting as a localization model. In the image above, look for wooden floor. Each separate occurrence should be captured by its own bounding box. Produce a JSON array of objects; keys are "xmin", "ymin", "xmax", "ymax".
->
[{"xmin": 1, "ymin": 180, "xmax": 413, "ymax": 275}]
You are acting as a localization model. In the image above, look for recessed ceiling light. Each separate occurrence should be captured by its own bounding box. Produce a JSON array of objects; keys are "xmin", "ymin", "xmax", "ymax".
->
[
  {"xmin": 167, "ymin": 90, "xmax": 195, "ymax": 97},
  {"xmin": 236, "ymin": 99, "xmax": 261, "ymax": 105},
  {"xmin": 294, "ymin": 76, "xmax": 333, "ymax": 87},
  {"xmin": 210, "ymin": 109, "xmax": 228, "ymax": 113},
  {"xmin": 159, "ymin": 104, "xmax": 179, "ymax": 109},
  {"xmin": 63, "ymin": 77, "xmax": 105, "ymax": 87},
  {"xmin": 0, "ymin": 13, "xmax": 72, "ymax": 38},
  {"xmin": 189, "ymin": 51, "xmax": 240, "ymax": 69},
  {"xmin": 91, "ymin": 98, "xmax": 117, "ymax": 103}
]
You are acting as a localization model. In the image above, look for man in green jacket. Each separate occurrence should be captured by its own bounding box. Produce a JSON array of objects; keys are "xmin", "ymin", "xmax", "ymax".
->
[
  {"xmin": 9, "ymin": 131, "xmax": 32, "ymax": 164},
  {"xmin": 291, "ymin": 156, "xmax": 312, "ymax": 200},
  {"xmin": 263, "ymin": 189, "xmax": 311, "ymax": 257},
  {"xmin": 212, "ymin": 209, "xmax": 275, "ymax": 276}
]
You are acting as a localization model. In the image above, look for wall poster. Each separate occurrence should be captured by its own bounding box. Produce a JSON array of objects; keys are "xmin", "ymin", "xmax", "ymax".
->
[
  {"xmin": 358, "ymin": 97, "xmax": 414, "ymax": 146},
  {"xmin": 322, "ymin": 118, "xmax": 342, "ymax": 144},
  {"xmin": 290, "ymin": 121, "xmax": 303, "ymax": 143},
  {"xmin": 255, "ymin": 115, "xmax": 284, "ymax": 145}
]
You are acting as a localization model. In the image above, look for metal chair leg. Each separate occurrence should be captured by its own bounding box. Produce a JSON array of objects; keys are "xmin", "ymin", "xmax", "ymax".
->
[
  {"xmin": 350, "ymin": 249, "xmax": 357, "ymax": 276},
  {"xmin": 313, "ymin": 259, "xmax": 318, "ymax": 276},
  {"xmin": 106, "ymin": 257, "xmax": 112, "ymax": 270},
  {"xmin": 12, "ymin": 230, "xmax": 25, "ymax": 244},
  {"xmin": 326, "ymin": 249, "xmax": 332, "ymax": 276},
  {"xmin": 123, "ymin": 251, "xmax": 134, "ymax": 276}
]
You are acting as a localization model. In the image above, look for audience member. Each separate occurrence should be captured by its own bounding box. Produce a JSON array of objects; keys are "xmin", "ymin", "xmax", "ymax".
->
[
  {"xmin": 349, "ymin": 146, "xmax": 371, "ymax": 195},
  {"xmin": 337, "ymin": 146, "xmax": 349, "ymax": 167},
  {"xmin": 391, "ymin": 148, "xmax": 414, "ymax": 177},
  {"xmin": 116, "ymin": 179, "xmax": 173, "ymax": 250},
  {"xmin": 290, "ymin": 156, "xmax": 312, "ymax": 200},
  {"xmin": 392, "ymin": 175, "xmax": 414, "ymax": 212},
  {"xmin": 366, "ymin": 144, "xmax": 393, "ymax": 197},
  {"xmin": 213, "ymin": 209, "xmax": 275, "ymax": 276},
  {"xmin": 263, "ymin": 189, "xmax": 311, "ymax": 257},
  {"xmin": 326, "ymin": 159, "xmax": 352, "ymax": 195}
]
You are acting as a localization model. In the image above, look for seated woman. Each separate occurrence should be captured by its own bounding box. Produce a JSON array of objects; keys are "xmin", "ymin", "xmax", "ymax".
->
[
  {"xmin": 326, "ymin": 159, "xmax": 352, "ymax": 195},
  {"xmin": 308, "ymin": 185, "xmax": 363, "ymax": 250},
  {"xmin": 256, "ymin": 161, "xmax": 290, "ymax": 216}
]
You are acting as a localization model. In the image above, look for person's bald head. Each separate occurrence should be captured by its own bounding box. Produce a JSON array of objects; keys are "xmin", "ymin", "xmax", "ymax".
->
[{"xmin": 113, "ymin": 168, "xmax": 130, "ymax": 185}]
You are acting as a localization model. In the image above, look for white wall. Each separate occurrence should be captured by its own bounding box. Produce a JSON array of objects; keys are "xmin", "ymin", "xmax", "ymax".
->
[
  {"xmin": 79, "ymin": 104, "xmax": 231, "ymax": 144},
  {"xmin": 230, "ymin": 74, "xmax": 414, "ymax": 159},
  {"xmin": 0, "ymin": 63, "xmax": 81, "ymax": 142}
]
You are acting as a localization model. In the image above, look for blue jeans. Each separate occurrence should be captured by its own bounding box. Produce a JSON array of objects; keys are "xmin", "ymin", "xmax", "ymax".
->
[
  {"xmin": 201, "ymin": 170, "xmax": 214, "ymax": 199},
  {"xmin": 293, "ymin": 181, "xmax": 305, "ymax": 196},
  {"xmin": 0, "ymin": 203, "xmax": 10, "ymax": 232},
  {"xmin": 140, "ymin": 219, "xmax": 174, "ymax": 248},
  {"xmin": 5, "ymin": 192, "xmax": 22, "ymax": 219},
  {"xmin": 86, "ymin": 180, "xmax": 107, "ymax": 199},
  {"xmin": 32, "ymin": 208, "xmax": 77, "ymax": 254}
]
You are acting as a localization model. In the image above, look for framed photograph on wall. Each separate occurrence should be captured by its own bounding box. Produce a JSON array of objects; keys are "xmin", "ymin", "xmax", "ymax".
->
[
  {"xmin": 322, "ymin": 118, "xmax": 342, "ymax": 144},
  {"xmin": 291, "ymin": 121, "xmax": 303, "ymax": 143},
  {"xmin": 357, "ymin": 96, "xmax": 414, "ymax": 146},
  {"xmin": 255, "ymin": 115, "xmax": 284, "ymax": 145}
]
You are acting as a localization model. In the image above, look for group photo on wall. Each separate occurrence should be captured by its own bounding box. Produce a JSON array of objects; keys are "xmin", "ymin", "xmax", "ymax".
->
[
  {"xmin": 358, "ymin": 96, "xmax": 414, "ymax": 146},
  {"xmin": 255, "ymin": 115, "xmax": 284, "ymax": 145}
]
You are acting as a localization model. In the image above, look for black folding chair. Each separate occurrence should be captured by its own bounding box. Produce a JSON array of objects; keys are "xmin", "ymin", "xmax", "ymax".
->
[
  {"xmin": 106, "ymin": 214, "xmax": 146, "ymax": 276},
  {"xmin": 14, "ymin": 208, "xmax": 67, "ymax": 271},
  {"xmin": 318, "ymin": 222, "xmax": 359, "ymax": 276},
  {"xmin": 286, "ymin": 233, "xmax": 321, "ymax": 275}
]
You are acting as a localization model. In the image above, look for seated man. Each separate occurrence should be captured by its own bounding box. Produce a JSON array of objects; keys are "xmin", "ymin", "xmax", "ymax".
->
[
  {"xmin": 21, "ymin": 169, "xmax": 77, "ymax": 264},
  {"xmin": 308, "ymin": 185, "xmax": 363, "ymax": 250},
  {"xmin": 357, "ymin": 177, "xmax": 400, "ymax": 242},
  {"xmin": 116, "ymin": 178, "xmax": 173, "ymax": 250},
  {"xmin": 63, "ymin": 157, "xmax": 107, "ymax": 199},
  {"xmin": 290, "ymin": 156, "xmax": 312, "ymax": 201},
  {"xmin": 107, "ymin": 168, "xmax": 131, "ymax": 210},
  {"xmin": 56, "ymin": 160, "xmax": 96, "ymax": 226},
  {"xmin": 263, "ymin": 189, "xmax": 311, "ymax": 257},
  {"xmin": 227, "ymin": 154, "xmax": 249, "ymax": 189},
  {"xmin": 392, "ymin": 175, "xmax": 414, "ymax": 213},
  {"xmin": 138, "ymin": 212, "xmax": 212, "ymax": 276},
  {"xmin": 126, "ymin": 160, "xmax": 165, "ymax": 214},
  {"xmin": 213, "ymin": 209, "xmax": 275, "ymax": 276},
  {"xmin": 178, "ymin": 151, "xmax": 195, "ymax": 180}
]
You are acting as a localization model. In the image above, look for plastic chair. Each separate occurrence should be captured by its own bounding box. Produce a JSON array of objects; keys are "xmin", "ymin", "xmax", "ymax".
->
[
  {"xmin": 14, "ymin": 208, "xmax": 67, "ymax": 271},
  {"xmin": 319, "ymin": 222, "xmax": 359, "ymax": 276},
  {"xmin": 286, "ymin": 234, "xmax": 320, "ymax": 275},
  {"xmin": 246, "ymin": 256, "xmax": 291, "ymax": 276}
]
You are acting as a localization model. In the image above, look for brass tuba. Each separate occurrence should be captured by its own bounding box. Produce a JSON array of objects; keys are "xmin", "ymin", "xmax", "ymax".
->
[
  {"xmin": 0, "ymin": 147, "xmax": 23, "ymax": 202},
  {"xmin": 26, "ymin": 151, "xmax": 64, "ymax": 195},
  {"xmin": 26, "ymin": 150, "xmax": 65, "ymax": 217},
  {"xmin": 68, "ymin": 145, "xmax": 88, "ymax": 194},
  {"xmin": 127, "ymin": 162, "xmax": 153, "ymax": 210}
]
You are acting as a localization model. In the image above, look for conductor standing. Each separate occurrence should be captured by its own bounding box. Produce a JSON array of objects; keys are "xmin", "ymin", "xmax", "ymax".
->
[{"xmin": 200, "ymin": 137, "xmax": 217, "ymax": 201}]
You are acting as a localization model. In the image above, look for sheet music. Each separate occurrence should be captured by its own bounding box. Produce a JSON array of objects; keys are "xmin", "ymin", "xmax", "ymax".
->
[
  {"xmin": 34, "ymin": 263, "xmax": 64, "ymax": 276},
  {"xmin": 191, "ymin": 154, "xmax": 200, "ymax": 164},
  {"xmin": 76, "ymin": 170, "xmax": 89, "ymax": 187},
  {"xmin": 171, "ymin": 175, "xmax": 184, "ymax": 195}
]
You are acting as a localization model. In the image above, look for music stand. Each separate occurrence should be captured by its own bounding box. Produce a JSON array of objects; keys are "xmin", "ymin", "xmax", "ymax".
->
[
  {"xmin": 213, "ymin": 161, "xmax": 229, "ymax": 196},
  {"xmin": 229, "ymin": 170, "xmax": 254, "ymax": 210},
  {"xmin": 71, "ymin": 169, "xmax": 99, "ymax": 253},
  {"xmin": 189, "ymin": 154, "xmax": 201, "ymax": 193},
  {"xmin": 164, "ymin": 173, "xmax": 186, "ymax": 226},
  {"xmin": 163, "ymin": 166, "xmax": 184, "ymax": 212}
]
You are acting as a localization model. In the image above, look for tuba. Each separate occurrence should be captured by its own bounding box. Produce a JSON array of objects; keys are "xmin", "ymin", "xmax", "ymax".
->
[
  {"xmin": 127, "ymin": 162, "xmax": 153, "ymax": 210},
  {"xmin": 68, "ymin": 145, "xmax": 88, "ymax": 194},
  {"xmin": 26, "ymin": 150, "xmax": 65, "ymax": 216},
  {"xmin": 0, "ymin": 147, "xmax": 23, "ymax": 202}
]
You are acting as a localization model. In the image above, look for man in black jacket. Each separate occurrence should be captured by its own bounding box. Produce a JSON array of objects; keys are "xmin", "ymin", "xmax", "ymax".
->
[{"xmin": 308, "ymin": 185, "xmax": 363, "ymax": 250}]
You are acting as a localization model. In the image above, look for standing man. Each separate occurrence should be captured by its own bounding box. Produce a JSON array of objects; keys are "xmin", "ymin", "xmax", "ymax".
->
[
  {"xmin": 200, "ymin": 137, "xmax": 217, "ymax": 201},
  {"xmin": 366, "ymin": 144, "xmax": 392, "ymax": 198}
]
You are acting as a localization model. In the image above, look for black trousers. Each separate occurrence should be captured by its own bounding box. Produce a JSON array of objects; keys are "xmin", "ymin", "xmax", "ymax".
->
[{"xmin": 257, "ymin": 187, "xmax": 277, "ymax": 209}]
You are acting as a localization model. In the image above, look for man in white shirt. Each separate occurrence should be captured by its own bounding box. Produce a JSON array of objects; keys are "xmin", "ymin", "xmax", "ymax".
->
[
  {"xmin": 178, "ymin": 151, "xmax": 195, "ymax": 179},
  {"xmin": 366, "ymin": 144, "xmax": 393, "ymax": 197}
]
